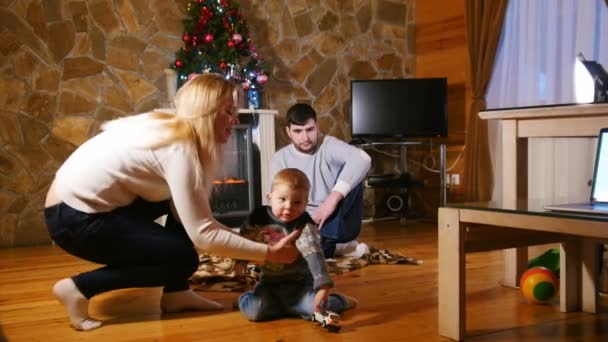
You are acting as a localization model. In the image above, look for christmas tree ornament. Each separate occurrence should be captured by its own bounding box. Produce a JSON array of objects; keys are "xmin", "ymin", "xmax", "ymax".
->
[
  {"xmin": 171, "ymin": 0, "xmax": 270, "ymax": 92},
  {"xmin": 231, "ymin": 33, "xmax": 243, "ymax": 44},
  {"xmin": 256, "ymin": 74, "xmax": 268, "ymax": 84},
  {"xmin": 203, "ymin": 33, "xmax": 214, "ymax": 44}
]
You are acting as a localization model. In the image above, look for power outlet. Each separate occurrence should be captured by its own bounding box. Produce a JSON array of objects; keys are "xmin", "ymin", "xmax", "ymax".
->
[{"xmin": 451, "ymin": 173, "xmax": 460, "ymax": 186}]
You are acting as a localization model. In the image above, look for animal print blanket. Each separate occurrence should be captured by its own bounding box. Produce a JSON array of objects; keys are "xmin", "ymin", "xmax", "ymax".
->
[{"xmin": 190, "ymin": 246, "xmax": 423, "ymax": 292}]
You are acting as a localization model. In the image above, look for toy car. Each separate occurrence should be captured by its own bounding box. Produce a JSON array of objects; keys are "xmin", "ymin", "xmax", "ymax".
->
[{"xmin": 311, "ymin": 310, "xmax": 341, "ymax": 333}]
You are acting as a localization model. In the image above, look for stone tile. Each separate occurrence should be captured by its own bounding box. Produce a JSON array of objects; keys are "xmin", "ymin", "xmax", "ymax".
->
[
  {"xmin": 58, "ymin": 91, "xmax": 96, "ymax": 115},
  {"xmin": 356, "ymin": 1, "xmax": 372, "ymax": 32},
  {"xmin": 0, "ymin": 31, "xmax": 21, "ymax": 56},
  {"xmin": 104, "ymin": 86, "xmax": 132, "ymax": 112},
  {"xmin": 73, "ymin": 33, "xmax": 91, "ymax": 55},
  {"xmin": 294, "ymin": 12, "xmax": 314, "ymax": 38},
  {"xmin": 90, "ymin": 0, "xmax": 121, "ymax": 35},
  {"xmin": 62, "ymin": 57, "xmax": 105, "ymax": 80},
  {"xmin": 318, "ymin": 11, "xmax": 338, "ymax": 31},
  {"xmin": 315, "ymin": 32, "xmax": 344, "ymax": 56},
  {"xmin": 313, "ymin": 86, "xmax": 337, "ymax": 115},
  {"xmin": 286, "ymin": 0, "xmax": 309, "ymax": 15},
  {"xmin": 42, "ymin": 135, "xmax": 76, "ymax": 163},
  {"xmin": 107, "ymin": 47, "xmax": 139, "ymax": 71},
  {"xmin": 150, "ymin": 33, "xmax": 183, "ymax": 53},
  {"xmin": 305, "ymin": 58, "xmax": 337, "ymax": 96},
  {"xmin": 142, "ymin": 48, "xmax": 172, "ymax": 81},
  {"xmin": 118, "ymin": 0, "xmax": 140, "ymax": 33},
  {"xmin": 68, "ymin": 1, "xmax": 88, "ymax": 32},
  {"xmin": 90, "ymin": 26, "xmax": 107, "ymax": 60},
  {"xmin": 0, "ymin": 111, "xmax": 23, "ymax": 145},
  {"xmin": 18, "ymin": 114, "xmax": 49, "ymax": 145},
  {"xmin": 26, "ymin": 2, "xmax": 48, "ymax": 42},
  {"xmin": 51, "ymin": 115, "xmax": 94, "ymax": 146},
  {"xmin": 0, "ymin": 77, "xmax": 26, "ymax": 113},
  {"xmin": 348, "ymin": 60, "xmax": 376, "ymax": 79},
  {"xmin": 34, "ymin": 66, "xmax": 61, "ymax": 92},
  {"xmin": 114, "ymin": 70, "xmax": 157, "ymax": 104},
  {"xmin": 377, "ymin": 0, "xmax": 406, "ymax": 24},
  {"xmin": 0, "ymin": 8, "xmax": 50, "ymax": 61},
  {"xmin": 291, "ymin": 56, "xmax": 314, "ymax": 84},
  {"xmin": 14, "ymin": 48, "xmax": 40, "ymax": 79},
  {"xmin": 42, "ymin": 0, "xmax": 63, "ymax": 22}
]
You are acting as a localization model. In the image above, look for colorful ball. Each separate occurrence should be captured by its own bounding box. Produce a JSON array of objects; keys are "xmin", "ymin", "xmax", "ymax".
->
[{"xmin": 519, "ymin": 266, "xmax": 558, "ymax": 304}]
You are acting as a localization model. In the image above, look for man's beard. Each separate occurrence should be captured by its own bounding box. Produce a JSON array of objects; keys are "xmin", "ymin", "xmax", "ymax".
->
[{"xmin": 294, "ymin": 141, "xmax": 316, "ymax": 154}]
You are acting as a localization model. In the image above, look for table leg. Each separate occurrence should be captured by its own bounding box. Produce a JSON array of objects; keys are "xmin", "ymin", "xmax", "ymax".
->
[
  {"xmin": 581, "ymin": 238, "xmax": 599, "ymax": 313},
  {"xmin": 560, "ymin": 238, "xmax": 580, "ymax": 312},
  {"xmin": 501, "ymin": 248, "xmax": 528, "ymax": 288},
  {"xmin": 438, "ymin": 208, "xmax": 465, "ymax": 341}
]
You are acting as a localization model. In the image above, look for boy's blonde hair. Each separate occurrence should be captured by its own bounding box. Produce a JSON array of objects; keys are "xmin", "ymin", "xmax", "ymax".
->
[{"xmin": 272, "ymin": 168, "xmax": 310, "ymax": 194}]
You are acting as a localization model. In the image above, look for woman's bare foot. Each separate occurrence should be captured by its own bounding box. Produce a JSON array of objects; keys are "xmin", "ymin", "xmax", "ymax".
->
[{"xmin": 52, "ymin": 278, "xmax": 102, "ymax": 331}]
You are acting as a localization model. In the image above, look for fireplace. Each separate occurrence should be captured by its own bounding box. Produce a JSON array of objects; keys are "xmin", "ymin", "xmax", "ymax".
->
[{"xmin": 211, "ymin": 124, "xmax": 255, "ymax": 226}]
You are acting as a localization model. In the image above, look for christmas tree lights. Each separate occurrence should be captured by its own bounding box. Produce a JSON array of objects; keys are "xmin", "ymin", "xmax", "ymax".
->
[{"xmin": 171, "ymin": 0, "xmax": 269, "ymax": 93}]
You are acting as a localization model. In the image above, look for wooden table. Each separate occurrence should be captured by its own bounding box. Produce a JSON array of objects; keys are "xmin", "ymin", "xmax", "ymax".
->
[
  {"xmin": 479, "ymin": 103, "xmax": 608, "ymax": 287},
  {"xmin": 438, "ymin": 200, "xmax": 608, "ymax": 341}
]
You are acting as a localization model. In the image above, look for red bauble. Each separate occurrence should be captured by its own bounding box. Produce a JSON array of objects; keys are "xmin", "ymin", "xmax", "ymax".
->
[
  {"xmin": 219, "ymin": 61, "xmax": 227, "ymax": 69},
  {"xmin": 203, "ymin": 33, "xmax": 214, "ymax": 44},
  {"xmin": 182, "ymin": 34, "xmax": 190, "ymax": 42},
  {"xmin": 175, "ymin": 60, "xmax": 183, "ymax": 68},
  {"xmin": 228, "ymin": 40, "xmax": 235, "ymax": 47}
]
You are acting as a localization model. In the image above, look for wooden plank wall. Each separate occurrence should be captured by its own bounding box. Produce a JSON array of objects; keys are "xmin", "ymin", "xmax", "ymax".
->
[{"xmin": 414, "ymin": 0, "xmax": 469, "ymax": 204}]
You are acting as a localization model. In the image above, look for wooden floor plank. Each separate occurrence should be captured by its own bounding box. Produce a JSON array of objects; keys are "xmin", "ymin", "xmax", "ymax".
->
[{"xmin": 0, "ymin": 221, "xmax": 606, "ymax": 341}]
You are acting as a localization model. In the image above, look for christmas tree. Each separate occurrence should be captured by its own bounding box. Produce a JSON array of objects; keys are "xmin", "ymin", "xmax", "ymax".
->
[{"xmin": 171, "ymin": 0, "xmax": 269, "ymax": 91}]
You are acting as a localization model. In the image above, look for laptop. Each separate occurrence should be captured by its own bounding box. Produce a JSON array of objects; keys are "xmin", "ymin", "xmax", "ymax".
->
[{"xmin": 544, "ymin": 127, "xmax": 608, "ymax": 215}]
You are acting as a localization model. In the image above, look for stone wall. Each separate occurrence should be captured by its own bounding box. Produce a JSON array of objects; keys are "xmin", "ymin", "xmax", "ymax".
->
[{"xmin": 0, "ymin": 0, "xmax": 414, "ymax": 247}]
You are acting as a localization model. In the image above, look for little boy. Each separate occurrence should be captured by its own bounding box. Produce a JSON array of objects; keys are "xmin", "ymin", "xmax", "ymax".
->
[{"xmin": 237, "ymin": 168, "xmax": 357, "ymax": 322}]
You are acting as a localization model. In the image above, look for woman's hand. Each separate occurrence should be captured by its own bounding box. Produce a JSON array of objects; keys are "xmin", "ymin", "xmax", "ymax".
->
[
  {"xmin": 314, "ymin": 287, "xmax": 330, "ymax": 312},
  {"xmin": 264, "ymin": 229, "xmax": 301, "ymax": 264}
]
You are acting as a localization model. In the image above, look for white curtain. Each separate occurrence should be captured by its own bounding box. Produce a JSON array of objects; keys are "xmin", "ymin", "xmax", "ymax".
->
[
  {"xmin": 486, "ymin": 0, "xmax": 608, "ymax": 201},
  {"xmin": 487, "ymin": 0, "xmax": 608, "ymax": 108}
]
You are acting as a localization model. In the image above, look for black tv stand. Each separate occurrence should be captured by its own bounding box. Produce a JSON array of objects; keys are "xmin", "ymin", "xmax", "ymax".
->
[{"xmin": 356, "ymin": 141, "xmax": 447, "ymax": 223}]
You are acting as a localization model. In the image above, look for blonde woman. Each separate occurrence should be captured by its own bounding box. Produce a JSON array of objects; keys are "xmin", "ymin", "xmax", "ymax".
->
[{"xmin": 44, "ymin": 74, "xmax": 300, "ymax": 331}]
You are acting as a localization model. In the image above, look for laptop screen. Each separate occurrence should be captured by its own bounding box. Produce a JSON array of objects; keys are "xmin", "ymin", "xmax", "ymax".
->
[{"xmin": 592, "ymin": 129, "xmax": 608, "ymax": 202}]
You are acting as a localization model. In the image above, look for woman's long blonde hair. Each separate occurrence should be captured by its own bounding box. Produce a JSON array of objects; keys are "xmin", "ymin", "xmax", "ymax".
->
[{"xmin": 108, "ymin": 73, "xmax": 236, "ymax": 190}]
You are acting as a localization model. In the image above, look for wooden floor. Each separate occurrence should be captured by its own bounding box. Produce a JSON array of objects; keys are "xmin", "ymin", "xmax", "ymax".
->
[{"xmin": 1, "ymin": 220, "xmax": 607, "ymax": 341}]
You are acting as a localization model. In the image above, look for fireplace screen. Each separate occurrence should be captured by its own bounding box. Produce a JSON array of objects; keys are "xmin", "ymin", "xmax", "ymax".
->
[{"xmin": 211, "ymin": 124, "xmax": 254, "ymax": 226}]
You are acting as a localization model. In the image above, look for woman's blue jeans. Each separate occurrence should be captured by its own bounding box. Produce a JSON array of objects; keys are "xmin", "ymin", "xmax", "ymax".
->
[{"xmin": 44, "ymin": 198, "xmax": 199, "ymax": 299}]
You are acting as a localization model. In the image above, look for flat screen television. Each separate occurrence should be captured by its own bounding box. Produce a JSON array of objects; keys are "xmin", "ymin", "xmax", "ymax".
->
[{"xmin": 350, "ymin": 78, "xmax": 448, "ymax": 140}]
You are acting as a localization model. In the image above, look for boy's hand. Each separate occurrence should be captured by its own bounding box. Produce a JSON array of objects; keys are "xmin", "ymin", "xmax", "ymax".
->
[
  {"xmin": 264, "ymin": 229, "xmax": 301, "ymax": 264},
  {"xmin": 314, "ymin": 287, "xmax": 330, "ymax": 311}
]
